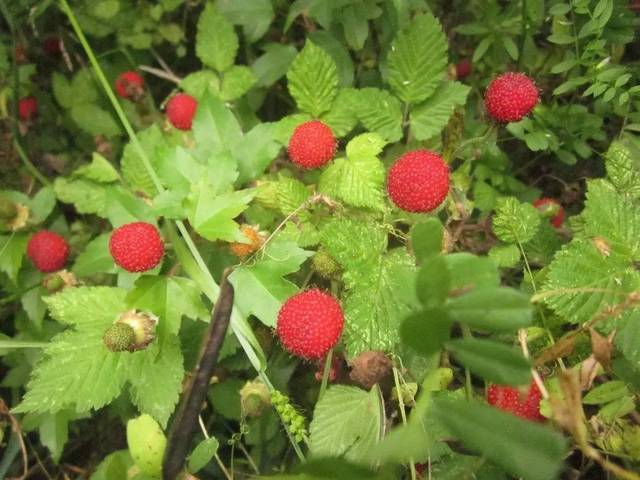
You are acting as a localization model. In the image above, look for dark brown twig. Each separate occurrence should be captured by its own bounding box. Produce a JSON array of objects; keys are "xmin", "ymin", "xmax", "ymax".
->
[{"xmin": 162, "ymin": 269, "xmax": 235, "ymax": 480}]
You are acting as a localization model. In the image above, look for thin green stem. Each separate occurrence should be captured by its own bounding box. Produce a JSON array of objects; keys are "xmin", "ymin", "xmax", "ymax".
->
[
  {"xmin": 14, "ymin": 140, "xmax": 51, "ymax": 186},
  {"xmin": 318, "ymin": 348, "xmax": 333, "ymax": 402},
  {"xmin": 518, "ymin": 0, "xmax": 527, "ymax": 71},
  {"xmin": 461, "ymin": 325, "xmax": 473, "ymax": 401},
  {"xmin": 393, "ymin": 366, "xmax": 416, "ymax": 480},
  {"xmin": 0, "ymin": 340, "xmax": 49, "ymax": 350}
]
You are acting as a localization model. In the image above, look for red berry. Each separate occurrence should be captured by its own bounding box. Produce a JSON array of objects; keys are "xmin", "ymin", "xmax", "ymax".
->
[
  {"xmin": 455, "ymin": 59, "xmax": 472, "ymax": 79},
  {"xmin": 387, "ymin": 150, "xmax": 449, "ymax": 213},
  {"xmin": 487, "ymin": 379, "xmax": 545, "ymax": 422},
  {"xmin": 115, "ymin": 71, "xmax": 145, "ymax": 100},
  {"xmin": 109, "ymin": 222, "xmax": 164, "ymax": 273},
  {"xmin": 314, "ymin": 354, "xmax": 341, "ymax": 382},
  {"xmin": 166, "ymin": 93, "xmax": 198, "ymax": 131},
  {"xmin": 43, "ymin": 36, "xmax": 62, "ymax": 56},
  {"xmin": 533, "ymin": 197, "xmax": 565, "ymax": 228},
  {"xmin": 27, "ymin": 230, "xmax": 69, "ymax": 273},
  {"xmin": 18, "ymin": 97, "xmax": 38, "ymax": 121},
  {"xmin": 287, "ymin": 120, "xmax": 336, "ymax": 169},
  {"xmin": 484, "ymin": 72, "xmax": 539, "ymax": 123},
  {"xmin": 276, "ymin": 289, "xmax": 344, "ymax": 360}
]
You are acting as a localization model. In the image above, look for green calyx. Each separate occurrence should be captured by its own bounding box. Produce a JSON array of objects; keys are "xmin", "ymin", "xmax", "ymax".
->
[
  {"xmin": 312, "ymin": 248, "xmax": 340, "ymax": 279},
  {"xmin": 103, "ymin": 323, "xmax": 136, "ymax": 352}
]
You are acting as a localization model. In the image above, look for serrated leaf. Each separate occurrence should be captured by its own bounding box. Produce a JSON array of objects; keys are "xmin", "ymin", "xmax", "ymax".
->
[
  {"xmin": 229, "ymin": 238, "xmax": 312, "ymax": 327},
  {"xmin": 72, "ymin": 234, "xmax": 117, "ymax": 277},
  {"xmin": 120, "ymin": 125, "xmax": 165, "ymax": 196},
  {"xmin": 103, "ymin": 185, "xmax": 156, "ymax": 227},
  {"xmin": 321, "ymin": 88, "xmax": 359, "ymax": 137},
  {"xmin": 353, "ymin": 88, "xmax": 403, "ymax": 142},
  {"xmin": 0, "ymin": 233, "xmax": 28, "ymax": 283},
  {"xmin": 234, "ymin": 123, "xmax": 281, "ymax": 184},
  {"xmin": 192, "ymin": 93, "xmax": 243, "ymax": 161},
  {"xmin": 542, "ymin": 239, "xmax": 640, "ymax": 325},
  {"xmin": 287, "ymin": 41, "xmax": 338, "ymax": 116},
  {"xmin": 617, "ymin": 312, "xmax": 640, "ymax": 367},
  {"xmin": 73, "ymin": 153, "xmax": 119, "ymax": 183},
  {"xmin": 196, "ymin": 3, "xmax": 238, "ymax": 72},
  {"xmin": 493, "ymin": 197, "xmax": 541, "ymax": 244},
  {"xmin": 180, "ymin": 70, "xmax": 220, "ymax": 98},
  {"xmin": 432, "ymin": 398, "xmax": 567, "ymax": 480},
  {"xmin": 252, "ymin": 43, "xmax": 298, "ymax": 87},
  {"xmin": 489, "ymin": 243, "xmax": 522, "ymax": 268},
  {"xmin": 410, "ymin": 82, "xmax": 470, "ymax": 140},
  {"xmin": 386, "ymin": 13, "xmax": 448, "ymax": 104},
  {"xmin": 318, "ymin": 155, "xmax": 385, "ymax": 211},
  {"xmin": 606, "ymin": 136, "xmax": 640, "ymax": 198},
  {"xmin": 310, "ymin": 386, "xmax": 383, "ymax": 463},
  {"xmin": 216, "ymin": 0, "xmax": 274, "ymax": 42},
  {"xmin": 345, "ymin": 133, "xmax": 387, "ymax": 159},
  {"xmin": 70, "ymin": 104, "xmax": 121, "ymax": 138},
  {"xmin": 220, "ymin": 65, "xmax": 256, "ymax": 101},
  {"xmin": 54, "ymin": 177, "xmax": 106, "ymax": 216}
]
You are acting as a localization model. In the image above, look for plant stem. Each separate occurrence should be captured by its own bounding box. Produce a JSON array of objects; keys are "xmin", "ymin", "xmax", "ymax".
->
[
  {"xmin": 392, "ymin": 366, "xmax": 416, "ymax": 480},
  {"xmin": 318, "ymin": 348, "xmax": 333, "ymax": 402},
  {"xmin": 461, "ymin": 325, "xmax": 473, "ymax": 401},
  {"xmin": 518, "ymin": 0, "xmax": 527, "ymax": 71}
]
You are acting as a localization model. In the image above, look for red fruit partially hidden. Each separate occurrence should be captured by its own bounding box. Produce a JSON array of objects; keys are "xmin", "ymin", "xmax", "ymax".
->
[
  {"xmin": 166, "ymin": 93, "xmax": 198, "ymax": 131},
  {"xmin": 456, "ymin": 59, "xmax": 472, "ymax": 79},
  {"xmin": 43, "ymin": 36, "xmax": 62, "ymax": 56},
  {"xmin": 487, "ymin": 379, "xmax": 545, "ymax": 422},
  {"xmin": 27, "ymin": 230, "xmax": 69, "ymax": 273},
  {"xmin": 18, "ymin": 97, "xmax": 38, "ymax": 121},
  {"xmin": 533, "ymin": 197, "xmax": 565, "ymax": 228},
  {"xmin": 115, "ymin": 71, "xmax": 145, "ymax": 100},
  {"xmin": 109, "ymin": 222, "xmax": 164, "ymax": 273},
  {"xmin": 484, "ymin": 72, "xmax": 539, "ymax": 123},
  {"xmin": 314, "ymin": 354, "xmax": 341, "ymax": 382},
  {"xmin": 287, "ymin": 120, "xmax": 336, "ymax": 169},
  {"xmin": 387, "ymin": 150, "xmax": 449, "ymax": 213},
  {"xmin": 276, "ymin": 289, "xmax": 344, "ymax": 360}
]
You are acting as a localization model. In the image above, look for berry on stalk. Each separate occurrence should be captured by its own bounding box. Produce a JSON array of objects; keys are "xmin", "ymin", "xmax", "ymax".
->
[
  {"xmin": 386, "ymin": 150, "xmax": 449, "ymax": 213},
  {"xmin": 109, "ymin": 222, "xmax": 164, "ymax": 273},
  {"xmin": 19, "ymin": 96, "xmax": 38, "ymax": 121},
  {"xmin": 287, "ymin": 120, "xmax": 336, "ymax": 169},
  {"xmin": 115, "ymin": 71, "xmax": 145, "ymax": 100},
  {"xmin": 27, "ymin": 230, "xmax": 69, "ymax": 273},
  {"xmin": 487, "ymin": 379, "xmax": 545, "ymax": 422},
  {"xmin": 484, "ymin": 72, "xmax": 539, "ymax": 123},
  {"xmin": 276, "ymin": 289, "xmax": 344, "ymax": 360},
  {"xmin": 533, "ymin": 197, "xmax": 565, "ymax": 228},
  {"xmin": 166, "ymin": 93, "xmax": 198, "ymax": 130}
]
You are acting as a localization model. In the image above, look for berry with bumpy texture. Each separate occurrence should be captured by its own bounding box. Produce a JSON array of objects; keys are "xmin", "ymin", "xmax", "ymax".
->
[
  {"xmin": 19, "ymin": 96, "xmax": 38, "ymax": 121},
  {"xmin": 276, "ymin": 289, "xmax": 344, "ymax": 360},
  {"xmin": 455, "ymin": 59, "xmax": 472, "ymax": 79},
  {"xmin": 166, "ymin": 93, "xmax": 197, "ymax": 130},
  {"xmin": 109, "ymin": 222, "xmax": 164, "ymax": 272},
  {"xmin": 115, "ymin": 71, "xmax": 145, "ymax": 100},
  {"xmin": 387, "ymin": 150, "xmax": 449, "ymax": 213},
  {"xmin": 485, "ymin": 72, "xmax": 539, "ymax": 123},
  {"xmin": 487, "ymin": 379, "xmax": 545, "ymax": 422},
  {"xmin": 229, "ymin": 225, "xmax": 263, "ymax": 258},
  {"xmin": 27, "ymin": 230, "xmax": 69, "ymax": 273},
  {"xmin": 311, "ymin": 248, "xmax": 340, "ymax": 279},
  {"xmin": 103, "ymin": 323, "xmax": 136, "ymax": 352},
  {"xmin": 533, "ymin": 197, "xmax": 565, "ymax": 228},
  {"xmin": 287, "ymin": 121, "xmax": 336, "ymax": 169}
]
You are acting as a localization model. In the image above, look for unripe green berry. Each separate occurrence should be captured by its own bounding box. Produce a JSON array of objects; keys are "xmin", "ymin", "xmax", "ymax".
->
[
  {"xmin": 311, "ymin": 248, "xmax": 340, "ymax": 279},
  {"xmin": 103, "ymin": 323, "xmax": 136, "ymax": 352}
]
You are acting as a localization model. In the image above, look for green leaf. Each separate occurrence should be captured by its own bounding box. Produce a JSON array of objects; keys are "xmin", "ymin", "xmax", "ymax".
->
[
  {"xmin": 448, "ymin": 287, "xmax": 532, "ymax": 332},
  {"xmin": 74, "ymin": 153, "xmax": 119, "ymax": 183},
  {"xmin": 416, "ymin": 256, "xmax": 450, "ymax": 307},
  {"xmin": 310, "ymin": 386, "xmax": 383, "ymax": 463},
  {"xmin": 287, "ymin": 41, "xmax": 338, "ymax": 116},
  {"xmin": 220, "ymin": 65, "xmax": 256, "ymax": 101},
  {"xmin": 121, "ymin": 125, "xmax": 165, "ymax": 196},
  {"xmin": 188, "ymin": 437, "xmax": 220, "ymax": 473},
  {"xmin": 252, "ymin": 43, "xmax": 297, "ymax": 87},
  {"xmin": 386, "ymin": 13, "xmax": 448, "ymax": 104},
  {"xmin": 605, "ymin": 136, "xmax": 640, "ymax": 198},
  {"xmin": 444, "ymin": 253, "xmax": 500, "ymax": 292},
  {"xmin": 38, "ymin": 410, "xmax": 73, "ymax": 463},
  {"xmin": 489, "ymin": 243, "xmax": 522, "ymax": 268},
  {"xmin": 216, "ymin": 0, "xmax": 274, "ymax": 42},
  {"xmin": 89, "ymin": 450, "xmax": 133, "ymax": 480},
  {"xmin": 401, "ymin": 308, "xmax": 452, "ymax": 356},
  {"xmin": 52, "ymin": 72, "xmax": 73, "ymax": 109},
  {"xmin": 54, "ymin": 177, "xmax": 106, "ymax": 216},
  {"xmin": 103, "ymin": 185, "xmax": 156, "ymax": 226},
  {"xmin": 234, "ymin": 123, "xmax": 281, "ymax": 184},
  {"xmin": 432, "ymin": 398, "xmax": 567, "ymax": 480},
  {"xmin": 0, "ymin": 233, "xmax": 28, "ymax": 283},
  {"xmin": 321, "ymin": 88, "xmax": 359, "ymax": 137},
  {"xmin": 353, "ymin": 88, "xmax": 403, "ymax": 142},
  {"xmin": 446, "ymin": 338, "xmax": 532, "ymax": 385},
  {"xmin": 127, "ymin": 414, "xmax": 166, "ymax": 477},
  {"xmin": 70, "ymin": 104, "xmax": 121, "ymax": 138},
  {"xmin": 180, "ymin": 70, "xmax": 220, "ymax": 98},
  {"xmin": 29, "ymin": 186, "xmax": 56, "ymax": 224},
  {"xmin": 410, "ymin": 82, "xmax": 470, "ymax": 140},
  {"xmin": 617, "ymin": 312, "xmax": 640, "ymax": 367},
  {"xmin": 72, "ymin": 234, "xmax": 117, "ymax": 277},
  {"xmin": 126, "ymin": 276, "xmax": 207, "ymax": 340},
  {"xmin": 411, "ymin": 218, "xmax": 444, "ymax": 262},
  {"xmin": 192, "ymin": 93, "xmax": 243, "ymax": 161},
  {"xmin": 196, "ymin": 3, "xmax": 238, "ymax": 72},
  {"xmin": 308, "ymin": 30, "xmax": 355, "ymax": 87},
  {"xmin": 493, "ymin": 197, "xmax": 541, "ymax": 244},
  {"xmin": 583, "ymin": 381, "xmax": 628, "ymax": 405},
  {"xmin": 229, "ymin": 238, "xmax": 313, "ymax": 327},
  {"xmin": 186, "ymin": 181, "xmax": 254, "ymax": 242}
]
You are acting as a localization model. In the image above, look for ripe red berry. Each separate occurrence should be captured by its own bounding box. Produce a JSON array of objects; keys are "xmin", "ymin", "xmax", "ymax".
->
[
  {"xmin": 109, "ymin": 222, "xmax": 164, "ymax": 273},
  {"xmin": 166, "ymin": 93, "xmax": 198, "ymax": 131},
  {"xmin": 533, "ymin": 197, "xmax": 565, "ymax": 228},
  {"xmin": 115, "ymin": 71, "xmax": 145, "ymax": 100},
  {"xmin": 276, "ymin": 289, "xmax": 344, "ymax": 360},
  {"xmin": 27, "ymin": 230, "xmax": 69, "ymax": 273},
  {"xmin": 455, "ymin": 59, "xmax": 472, "ymax": 79},
  {"xmin": 387, "ymin": 150, "xmax": 449, "ymax": 213},
  {"xmin": 484, "ymin": 72, "xmax": 539, "ymax": 123},
  {"xmin": 287, "ymin": 120, "xmax": 336, "ymax": 169},
  {"xmin": 487, "ymin": 379, "xmax": 545, "ymax": 422},
  {"xmin": 18, "ymin": 97, "xmax": 38, "ymax": 121},
  {"xmin": 42, "ymin": 36, "xmax": 62, "ymax": 56}
]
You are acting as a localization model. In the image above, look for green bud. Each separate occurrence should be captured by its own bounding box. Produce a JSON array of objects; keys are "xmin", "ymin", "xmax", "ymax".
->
[
  {"xmin": 311, "ymin": 248, "xmax": 340, "ymax": 279},
  {"xmin": 103, "ymin": 323, "xmax": 136, "ymax": 352},
  {"xmin": 240, "ymin": 379, "xmax": 271, "ymax": 417}
]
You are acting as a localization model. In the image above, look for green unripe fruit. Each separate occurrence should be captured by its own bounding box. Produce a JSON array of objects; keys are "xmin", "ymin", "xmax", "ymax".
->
[
  {"xmin": 311, "ymin": 248, "xmax": 340, "ymax": 279},
  {"xmin": 103, "ymin": 323, "xmax": 136, "ymax": 352},
  {"xmin": 127, "ymin": 414, "xmax": 166, "ymax": 477}
]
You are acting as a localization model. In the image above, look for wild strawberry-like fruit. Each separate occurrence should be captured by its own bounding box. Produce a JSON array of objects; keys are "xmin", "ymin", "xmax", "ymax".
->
[
  {"xmin": 533, "ymin": 197, "xmax": 565, "ymax": 228},
  {"xmin": 484, "ymin": 72, "xmax": 539, "ymax": 123},
  {"xmin": 387, "ymin": 150, "xmax": 449, "ymax": 213},
  {"xmin": 487, "ymin": 379, "xmax": 545, "ymax": 422},
  {"xmin": 109, "ymin": 222, "xmax": 164, "ymax": 272},
  {"xmin": 229, "ymin": 225, "xmax": 263, "ymax": 258},
  {"xmin": 103, "ymin": 309, "xmax": 158, "ymax": 352},
  {"xmin": 115, "ymin": 71, "xmax": 145, "ymax": 100},
  {"xmin": 276, "ymin": 289, "xmax": 344, "ymax": 360},
  {"xmin": 42, "ymin": 36, "xmax": 62, "ymax": 56},
  {"xmin": 27, "ymin": 230, "xmax": 69, "ymax": 273},
  {"xmin": 287, "ymin": 120, "xmax": 336, "ymax": 169},
  {"xmin": 166, "ymin": 93, "xmax": 198, "ymax": 130},
  {"xmin": 311, "ymin": 247, "xmax": 340, "ymax": 279},
  {"xmin": 18, "ymin": 96, "xmax": 38, "ymax": 121},
  {"xmin": 455, "ymin": 59, "xmax": 472, "ymax": 79},
  {"xmin": 314, "ymin": 354, "xmax": 342, "ymax": 382}
]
